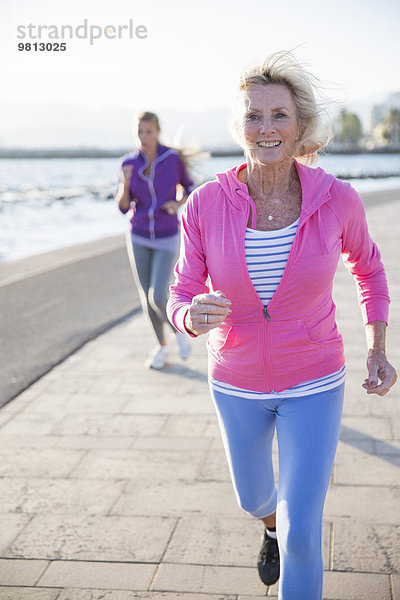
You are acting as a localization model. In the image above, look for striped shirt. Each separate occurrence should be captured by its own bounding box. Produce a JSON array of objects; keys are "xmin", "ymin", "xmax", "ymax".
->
[
  {"xmin": 245, "ymin": 218, "xmax": 298, "ymax": 305},
  {"xmin": 209, "ymin": 218, "xmax": 346, "ymax": 399}
]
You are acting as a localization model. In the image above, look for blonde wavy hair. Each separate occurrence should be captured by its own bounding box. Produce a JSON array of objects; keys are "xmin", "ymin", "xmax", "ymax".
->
[{"xmin": 230, "ymin": 51, "xmax": 332, "ymax": 164}]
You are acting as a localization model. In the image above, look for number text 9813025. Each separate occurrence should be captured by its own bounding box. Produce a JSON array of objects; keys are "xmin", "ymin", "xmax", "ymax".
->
[{"xmin": 18, "ymin": 42, "xmax": 67, "ymax": 51}]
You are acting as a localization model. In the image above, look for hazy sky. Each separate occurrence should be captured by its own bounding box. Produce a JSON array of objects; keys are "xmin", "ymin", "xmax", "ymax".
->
[{"xmin": 1, "ymin": 0, "xmax": 399, "ymax": 115}]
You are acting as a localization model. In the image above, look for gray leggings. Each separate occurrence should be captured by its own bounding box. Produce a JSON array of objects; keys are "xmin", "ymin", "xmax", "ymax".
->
[{"xmin": 127, "ymin": 237, "xmax": 178, "ymax": 344}]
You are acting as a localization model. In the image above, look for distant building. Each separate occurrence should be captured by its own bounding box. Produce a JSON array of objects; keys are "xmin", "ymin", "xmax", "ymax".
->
[
  {"xmin": 370, "ymin": 104, "xmax": 386, "ymax": 130},
  {"xmin": 370, "ymin": 92, "xmax": 400, "ymax": 147}
]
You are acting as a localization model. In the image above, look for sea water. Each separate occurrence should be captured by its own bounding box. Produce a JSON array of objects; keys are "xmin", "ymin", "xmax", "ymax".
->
[{"xmin": 1, "ymin": 153, "xmax": 399, "ymax": 262}]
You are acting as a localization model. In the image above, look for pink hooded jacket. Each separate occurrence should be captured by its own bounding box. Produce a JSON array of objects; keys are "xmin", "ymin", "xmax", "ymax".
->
[{"xmin": 167, "ymin": 161, "xmax": 390, "ymax": 393}]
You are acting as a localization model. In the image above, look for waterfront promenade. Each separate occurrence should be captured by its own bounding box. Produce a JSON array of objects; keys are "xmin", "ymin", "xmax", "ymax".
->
[{"xmin": 0, "ymin": 191, "xmax": 399, "ymax": 599}]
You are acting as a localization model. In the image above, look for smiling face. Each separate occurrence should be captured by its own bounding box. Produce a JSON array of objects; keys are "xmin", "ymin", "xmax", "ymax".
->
[
  {"xmin": 240, "ymin": 84, "xmax": 300, "ymax": 166},
  {"xmin": 137, "ymin": 119, "xmax": 159, "ymax": 152}
]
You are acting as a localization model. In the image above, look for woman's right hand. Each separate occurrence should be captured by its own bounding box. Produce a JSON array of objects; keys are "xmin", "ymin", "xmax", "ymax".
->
[
  {"xmin": 116, "ymin": 165, "xmax": 135, "ymax": 212},
  {"xmin": 184, "ymin": 290, "xmax": 232, "ymax": 336},
  {"xmin": 122, "ymin": 165, "xmax": 133, "ymax": 185}
]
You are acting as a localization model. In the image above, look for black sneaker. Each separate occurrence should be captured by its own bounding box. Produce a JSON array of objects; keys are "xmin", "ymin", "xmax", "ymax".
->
[{"xmin": 257, "ymin": 529, "xmax": 280, "ymax": 586}]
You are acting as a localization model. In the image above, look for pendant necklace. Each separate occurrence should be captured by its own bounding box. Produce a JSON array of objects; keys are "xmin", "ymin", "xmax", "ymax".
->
[{"xmin": 266, "ymin": 177, "xmax": 293, "ymax": 221}]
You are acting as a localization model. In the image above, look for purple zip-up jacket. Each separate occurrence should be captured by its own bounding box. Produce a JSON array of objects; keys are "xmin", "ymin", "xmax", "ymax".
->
[
  {"xmin": 167, "ymin": 161, "xmax": 390, "ymax": 393},
  {"xmin": 119, "ymin": 144, "xmax": 196, "ymax": 239}
]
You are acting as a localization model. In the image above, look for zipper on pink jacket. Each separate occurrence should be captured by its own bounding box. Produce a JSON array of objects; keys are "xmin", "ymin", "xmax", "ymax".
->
[
  {"xmin": 237, "ymin": 196, "xmax": 274, "ymax": 391},
  {"xmin": 235, "ymin": 185, "xmax": 310, "ymax": 392},
  {"xmin": 263, "ymin": 307, "xmax": 272, "ymax": 321}
]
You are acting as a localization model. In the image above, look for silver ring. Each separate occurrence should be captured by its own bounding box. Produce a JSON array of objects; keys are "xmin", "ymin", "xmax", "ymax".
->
[{"xmin": 205, "ymin": 313, "xmax": 208, "ymax": 324}]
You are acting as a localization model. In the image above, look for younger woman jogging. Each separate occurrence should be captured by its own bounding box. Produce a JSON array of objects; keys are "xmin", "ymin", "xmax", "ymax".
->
[{"xmin": 117, "ymin": 111, "xmax": 196, "ymax": 369}]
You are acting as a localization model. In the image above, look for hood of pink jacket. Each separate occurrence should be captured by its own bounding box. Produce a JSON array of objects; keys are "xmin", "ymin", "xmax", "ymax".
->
[
  {"xmin": 216, "ymin": 162, "xmax": 335, "ymax": 217},
  {"xmin": 216, "ymin": 162, "xmax": 337, "ymax": 254}
]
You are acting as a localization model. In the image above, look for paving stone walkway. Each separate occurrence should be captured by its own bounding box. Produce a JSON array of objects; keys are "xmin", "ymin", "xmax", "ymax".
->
[{"xmin": 0, "ymin": 196, "xmax": 399, "ymax": 599}]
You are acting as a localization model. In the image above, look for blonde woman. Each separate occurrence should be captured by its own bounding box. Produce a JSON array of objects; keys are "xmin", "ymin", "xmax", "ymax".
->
[
  {"xmin": 167, "ymin": 52, "xmax": 397, "ymax": 599},
  {"xmin": 117, "ymin": 112, "xmax": 196, "ymax": 369}
]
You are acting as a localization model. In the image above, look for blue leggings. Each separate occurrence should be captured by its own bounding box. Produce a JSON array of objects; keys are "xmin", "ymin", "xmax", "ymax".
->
[{"xmin": 210, "ymin": 383, "xmax": 345, "ymax": 600}]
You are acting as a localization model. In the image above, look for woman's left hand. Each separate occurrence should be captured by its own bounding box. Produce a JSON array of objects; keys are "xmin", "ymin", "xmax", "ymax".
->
[
  {"xmin": 161, "ymin": 201, "xmax": 179, "ymax": 215},
  {"xmin": 362, "ymin": 349, "xmax": 397, "ymax": 396}
]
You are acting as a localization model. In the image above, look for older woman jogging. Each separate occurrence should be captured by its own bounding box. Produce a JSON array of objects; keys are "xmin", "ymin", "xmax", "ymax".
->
[{"xmin": 167, "ymin": 51, "xmax": 397, "ymax": 599}]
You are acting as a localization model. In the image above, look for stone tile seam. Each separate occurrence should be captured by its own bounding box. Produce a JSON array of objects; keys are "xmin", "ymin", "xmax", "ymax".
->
[
  {"xmin": 113, "ymin": 411, "xmax": 216, "ymax": 417},
  {"xmin": 330, "ymin": 482, "xmax": 400, "ymax": 489},
  {"xmin": 1, "ymin": 558, "xmax": 395, "ymax": 575},
  {"xmin": 340, "ymin": 414, "xmax": 396, "ymax": 420},
  {"xmin": 0, "ymin": 513, "xmax": 35, "ymax": 557},
  {"xmin": 157, "ymin": 415, "xmax": 210, "ymax": 437},
  {"xmin": 0, "ymin": 586, "xmax": 62, "ymax": 597},
  {"xmin": 147, "ymin": 516, "xmax": 182, "ymax": 591},
  {"xmin": 152, "ymin": 563, "xmax": 397, "ymax": 576},
  {"xmin": 0, "ymin": 431, "xmax": 215, "ymax": 436},
  {"xmin": 104, "ymin": 512, "xmax": 253, "ymax": 522},
  {"xmin": 389, "ymin": 573, "xmax": 396, "ymax": 600},
  {"xmin": 0, "ymin": 475, "xmax": 226, "ymax": 486},
  {"xmin": 0, "ymin": 513, "xmax": 195, "ymax": 525},
  {"xmin": 2, "ymin": 513, "xmax": 393, "ymax": 531},
  {"xmin": 64, "ymin": 449, "xmax": 91, "ymax": 479},
  {"xmin": 33, "ymin": 559, "xmax": 52, "ymax": 587},
  {"xmin": 0, "ymin": 441, "xmax": 220, "ymax": 450},
  {"xmin": 206, "ymin": 436, "xmax": 217, "ymax": 456},
  {"xmin": 390, "ymin": 416, "xmax": 397, "ymax": 441},
  {"xmin": 104, "ymin": 479, "xmax": 133, "ymax": 515},
  {"xmin": 196, "ymin": 437, "xmax": 218, "ymax": 481},
  {"xmin": 339, "ymin": 436, "xmax": 396, "ymax": 443},
  {"xmin": 158, "ymin": 562, "xmax": 396, "ymax": 575},
  {"xmin": 0, "ymin": 475, "xmax": 399, "ymax": 490},
  {"xmin": 0, "ymin": 584, "xmax": 239, "ymax": 600},
  {"xmin": 0, "ymin": 475, "xmax": 137, "ymax": 482},
  {"xmin": 329, "ymin": 522, "xmax": 334, "ymax": 571},
  {"xmin": 0, "ymin": 407, "xmax": 32, "ymax": 431},
  {"xmin": 144, "ymin": 414, "xmax": 168, "ymax": 438},
  {"xmin": 0, "ymin": 476, "xmax": 400, "ymax": 493}
]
